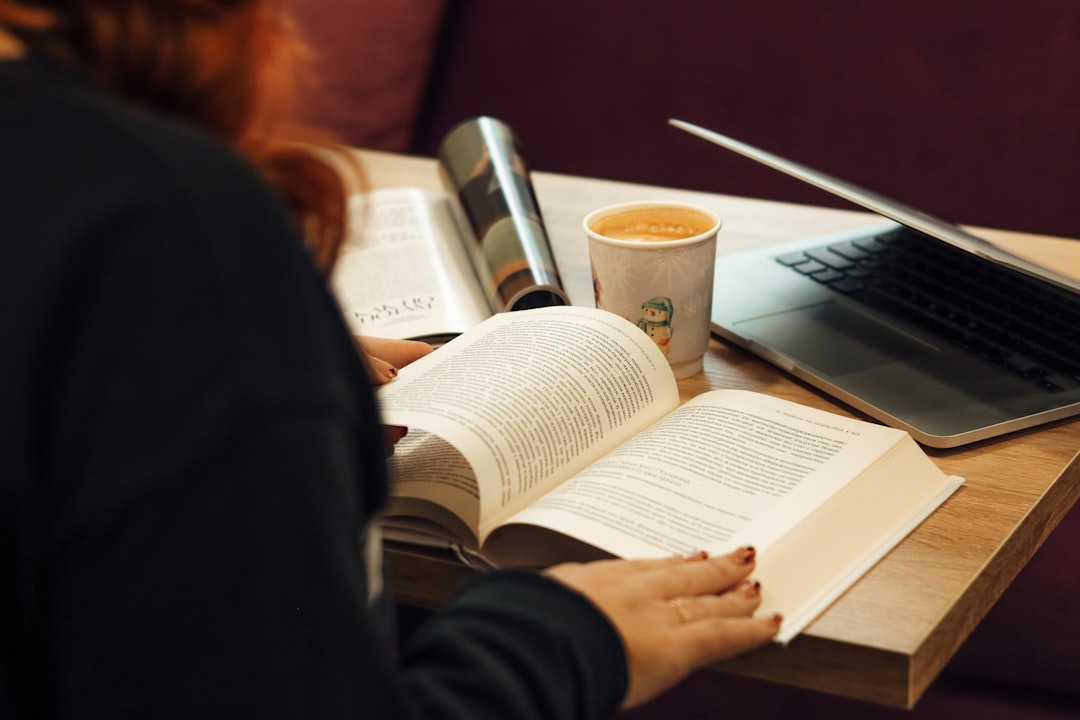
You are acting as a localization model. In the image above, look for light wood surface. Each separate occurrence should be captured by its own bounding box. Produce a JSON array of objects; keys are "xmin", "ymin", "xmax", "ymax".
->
[{"xmin": 356, "ymin": 149, "xmax": 1080, "ymax": 708}]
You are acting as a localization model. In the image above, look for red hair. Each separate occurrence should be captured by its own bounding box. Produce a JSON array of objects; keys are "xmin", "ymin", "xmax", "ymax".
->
[{"xmin": 0, "ymin": 0, "xmax": 361, "ymax": 274}]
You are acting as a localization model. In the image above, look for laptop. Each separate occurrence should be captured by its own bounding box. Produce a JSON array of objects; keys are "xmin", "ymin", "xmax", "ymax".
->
[{"xmin": 669, "ymin": 118, "xmax": 1080, "ymax": 448}]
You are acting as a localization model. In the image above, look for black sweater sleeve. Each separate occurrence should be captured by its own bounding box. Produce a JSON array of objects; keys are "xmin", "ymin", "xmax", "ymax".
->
[{"xmin": 400, "ymin": 571, "xmax": 628, "ymax": 720}]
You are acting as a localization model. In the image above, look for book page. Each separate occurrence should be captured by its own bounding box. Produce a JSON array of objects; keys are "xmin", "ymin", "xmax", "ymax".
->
[
  {"xmin": 748, "ymin": 450, "xmax": 961, "ymax": 643},
  {"xmin": 331, "ymin": 188, "xmax": 491, "ymax": 342},
  {"xmin": 488, "ymin": 388, "xmax": 961, "ymax": 642},
  {"xmin": 496, "ymin": 389, "xmax": 908, "ymax": 559},
  {"xmin": 383, "ymin": 430, "xmax": 480, "ymax": 545},
  {"xmin": 378, "ymin": 306, "xmax": 680, "ymax": 544}
]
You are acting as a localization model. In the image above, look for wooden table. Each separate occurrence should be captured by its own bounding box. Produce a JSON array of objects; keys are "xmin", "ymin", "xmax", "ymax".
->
[{"xmin": 357, "ymin": 149, "xmax": 1080, "ymax": 709}]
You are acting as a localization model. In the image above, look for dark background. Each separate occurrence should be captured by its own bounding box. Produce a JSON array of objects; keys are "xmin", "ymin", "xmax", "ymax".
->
[{"xmin": 413, "ymin": 0, "xmax": 1080, "ymax": 240}]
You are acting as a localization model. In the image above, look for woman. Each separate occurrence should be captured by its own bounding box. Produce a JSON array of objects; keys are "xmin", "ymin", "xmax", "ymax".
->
[{"xmin": 0, "ymin": 2, "xmax": 780, "ymax": 718}]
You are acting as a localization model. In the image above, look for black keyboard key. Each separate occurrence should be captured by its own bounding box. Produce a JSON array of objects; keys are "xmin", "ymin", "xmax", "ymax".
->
[
  {"xmin": 792, "ymin": 259, "xmax": 829, "ymax": 275},
  {"xmin": 776, "ymin": 251, "xmax": 813, "ymax": 266},
  {"xmin": 826, "ymin": 240, "xmax": 870, "ymax": 262},
  {"xmin": 826, "ymin": 276, "xmax": 864, "ymax": 293},
  {"xmin": 805, "ymin": 247, "xmax": 857, "ymax": 270},
  {"xmin": 809, "ymin": 268, "xmax": 846, "ymax": 284}
]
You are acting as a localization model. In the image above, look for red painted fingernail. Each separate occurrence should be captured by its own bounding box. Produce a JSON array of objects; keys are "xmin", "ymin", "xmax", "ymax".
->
[
  {"xmin": 740, "ymin": 580, "xmax": 762, "ymax": 597},
  {"xmin": 734, "ymin": 546, "xmax": 756, "ymax": 565},
  {"xmin": 682, "ymin": 549, "xmax": 709, "ymax": 561}
]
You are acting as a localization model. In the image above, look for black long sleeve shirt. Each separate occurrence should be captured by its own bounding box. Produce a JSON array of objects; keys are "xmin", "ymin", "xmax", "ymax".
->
[{"xmin": 0, "ymin": 55, "xmax": 626, "ymax": 720}]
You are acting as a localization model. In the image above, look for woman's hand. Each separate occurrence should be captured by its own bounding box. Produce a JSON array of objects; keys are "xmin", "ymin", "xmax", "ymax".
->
[
  {"xmin": 357, "ymin": 336, "xmax": 433, "ymax": 384},
  {"xmin": 545, "ymin": 547, "xmax": 781, "ymax": 709},
  {"xmin": 356, "ymin": 336, "xmax": 433, "ymax": 454}
]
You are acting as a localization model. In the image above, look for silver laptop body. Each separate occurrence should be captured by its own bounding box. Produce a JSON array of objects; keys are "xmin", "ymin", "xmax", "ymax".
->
[{"xmin": 671, "ymin": 119, "xmax": 1080, "ymax": 448}]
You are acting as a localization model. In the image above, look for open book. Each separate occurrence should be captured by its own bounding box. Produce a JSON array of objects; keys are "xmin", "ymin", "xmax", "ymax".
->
[
  {"xmin": 331, "ymin": 117, "xmax": 569, "ymax": 344},
  {"xmin": 378, "ymin": 306, "xmax": 963, "ymax": 643}
]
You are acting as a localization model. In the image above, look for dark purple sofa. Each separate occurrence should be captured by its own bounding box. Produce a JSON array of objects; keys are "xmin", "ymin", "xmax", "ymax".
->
[{"xmin": 289, "ymin": 1, "xmax": 1079, "ymax": 716}]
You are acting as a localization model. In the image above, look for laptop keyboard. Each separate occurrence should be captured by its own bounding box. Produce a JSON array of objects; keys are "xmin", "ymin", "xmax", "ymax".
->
[{"xmin": 776, "ymin": 227, "xmax": 1080, "ymax": 392}]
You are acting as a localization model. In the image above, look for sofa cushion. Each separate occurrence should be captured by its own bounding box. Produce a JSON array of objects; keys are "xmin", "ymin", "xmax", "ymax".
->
[{"xmin": 285, "ymin": 0, "xmax": 447, "ymax": 151}]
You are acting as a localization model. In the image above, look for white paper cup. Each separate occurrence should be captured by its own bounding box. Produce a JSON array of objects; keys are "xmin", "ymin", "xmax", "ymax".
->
[{"xmin": 585, "ymin": 201, "xmax": 720, "ymax": 379}]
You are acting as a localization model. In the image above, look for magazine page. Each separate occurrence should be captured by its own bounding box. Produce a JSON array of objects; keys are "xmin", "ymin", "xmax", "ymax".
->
[{"xmin": 331, "ymin": 187, "xmax": 490, "ymax": 343}]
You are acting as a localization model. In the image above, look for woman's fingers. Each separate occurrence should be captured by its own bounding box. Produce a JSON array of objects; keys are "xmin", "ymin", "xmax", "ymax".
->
[
  {"xmin": 547, "ymin": 547, "xmax": 780, "ymax": 711},
  {"xmin": 634, "ymin": 547, "xmax": 758, "ymax": 599},
  {"xmin": 358, "ymin": 336, "xmax": 433, "ymax": 370},
  {"xmin": 667, "ymin": 579, "xmax": 763, "ymax": 623},
  {"xmin": 673, "ymin": 613, "xmax": 784, "ymax": 668},
  {"xmin": 366, "ymin": 354, "xmax": 400, "ymax": 384},
  {"xmin": 662, "ymin": 578, "xmax": 780, "ymax": 665},
  {"xmin": 356, "ymin": 336, "xmax": 434, "ymax": 385},
  {"xmin": 383, "ymin": 425, "xmax": 408, "ymax": 455}
]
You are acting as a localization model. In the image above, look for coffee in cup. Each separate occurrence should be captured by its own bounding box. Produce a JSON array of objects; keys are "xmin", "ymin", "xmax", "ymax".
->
[
  {"xmin": 586, "ymin": 205, "xmax": 718, "ymax": 243},
  {"xmin": 584, "ymin": 202, "xmax": 721, "ymax": 379}
]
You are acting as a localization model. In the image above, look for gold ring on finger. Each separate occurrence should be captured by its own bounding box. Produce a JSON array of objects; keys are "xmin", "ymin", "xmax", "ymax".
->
[{"xmin": 671, "ymin": 597, "xmax": 694, "ymax": 624}]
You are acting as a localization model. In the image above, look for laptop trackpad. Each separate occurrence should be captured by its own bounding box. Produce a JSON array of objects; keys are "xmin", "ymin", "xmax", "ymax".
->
[{"xmin": 734, "ymin": 301, "xmax": 938, "ymax": 376}]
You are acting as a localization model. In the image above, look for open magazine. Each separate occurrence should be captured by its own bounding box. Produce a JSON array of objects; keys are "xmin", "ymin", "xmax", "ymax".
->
[{"xmin": 331, "ymin": 117, "xmax": 569, "ymax": 344}]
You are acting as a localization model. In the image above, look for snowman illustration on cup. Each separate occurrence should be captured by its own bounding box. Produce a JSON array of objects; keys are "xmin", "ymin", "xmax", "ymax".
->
[{"xmin": 637, "ymin": 296, "xmax": 674, "ymax": 356}]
